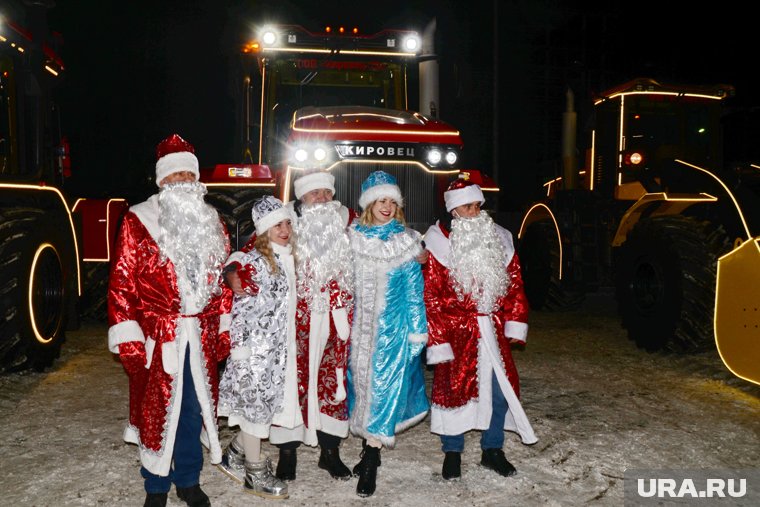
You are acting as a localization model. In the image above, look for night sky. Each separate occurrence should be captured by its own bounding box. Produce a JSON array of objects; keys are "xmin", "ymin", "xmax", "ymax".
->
[{"xmin": 39, "ymin": 0, "xmax": 759, "ymax": 208}]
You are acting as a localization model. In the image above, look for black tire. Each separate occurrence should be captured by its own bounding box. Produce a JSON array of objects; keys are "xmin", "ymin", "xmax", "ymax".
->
[
  {"xmin": 0, "ymin": 208, "xmax": 72, "ymax": 372},
  {"xmin": 518, "ymin": 220, "xmax": 583, "ymax": 311},
  {"xmin": 80, "ymin": 262, "xmax": 110, "ymax": 322},
  {"xmin": 205, "ymin": 187, "xmax": 269, "ymax": 250},
  {"xmin": 614, "ymin": 215, "xmax": 731, "ymax": 352}
]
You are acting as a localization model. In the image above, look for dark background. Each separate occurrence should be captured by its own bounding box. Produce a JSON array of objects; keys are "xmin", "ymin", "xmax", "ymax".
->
[{"xmin": 40, "ymin": 0, "xmax": 759, "ymax": 210}]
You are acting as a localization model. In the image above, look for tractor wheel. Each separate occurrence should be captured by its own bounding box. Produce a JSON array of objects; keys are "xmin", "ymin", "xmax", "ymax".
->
[
  {"xmin": 205, "ymin": 187, "xmax": 269, "ymax": 250},
  {"xmin": 80, "ymin": 262, "xmax": 111, "ymax": 322},
  {"xmin": 518, "ymin": 219, "xmax": 583, "ymax": 311},
  {"xmin": 614, "ymin": 215, "xmax": 731, "ymax": 352},
  {"xmin": 0, "ymin": 208, "xmax": 71, "ymax": 372}
]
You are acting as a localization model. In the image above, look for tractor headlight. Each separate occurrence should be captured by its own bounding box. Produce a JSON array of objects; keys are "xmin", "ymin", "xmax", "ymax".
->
[
  {"xmin": 291, "ymin": 143, "xmax": 331, "ymax": 167},
  {"xmin": 294, "ymin": 148, "xmax": 308, "ymax": 163},
  {"xmin": 261, "ymin": 30, "xmax": 277, "ymax": 46},
  {"xmin": 403, "ymin": 35, "xmax": 420, "ymax": 52},
  {"xmin": 445, "ymin": 150, "xmax": 458, "ymax": 165},
  {"xmin": 426, "ymin": 149, "xmax": 442, "ymax": 165},
  {"xmin": 623, "ymin": 150, "xmax": 645, "ymax": 168}
]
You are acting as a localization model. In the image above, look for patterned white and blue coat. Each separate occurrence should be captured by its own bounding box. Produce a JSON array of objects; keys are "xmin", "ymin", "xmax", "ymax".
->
[{"xmin": 347, "ymin": 219, "xmax": 429, "ymax": 448}]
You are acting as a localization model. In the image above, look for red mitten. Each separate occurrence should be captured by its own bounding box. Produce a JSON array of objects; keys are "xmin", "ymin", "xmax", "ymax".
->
[
  {"xmin": 118, "ymin": 341, "xmax": 146, "ymax": 377},
  {"xmin": 238, "ymin": 264, "xmax": 259, "ymax": 295},
  {"xmin": 217, "ymin": 330, "xmax": 231, "ymax": 361}
]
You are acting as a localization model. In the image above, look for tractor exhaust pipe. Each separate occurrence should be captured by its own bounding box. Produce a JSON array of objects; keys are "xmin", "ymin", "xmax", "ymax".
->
[
  {"xmin": 562, "ymin": 88, "xmax": 578, "ymax": 190},
  {"xmin": 419, "ymin": 18, "xmax": 439, "ymax": 118}
]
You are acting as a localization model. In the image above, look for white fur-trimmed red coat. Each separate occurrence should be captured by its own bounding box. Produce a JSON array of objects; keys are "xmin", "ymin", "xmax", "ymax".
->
[{"xmin": 107, "ymin": 195, "xmax": 232, "ymax": 476}]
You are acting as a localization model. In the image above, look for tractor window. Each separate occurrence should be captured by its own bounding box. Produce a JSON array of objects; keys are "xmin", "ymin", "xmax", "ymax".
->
[
  {"xmin": 624, "ymin": 95, "xmax": 714, "ymax": 165},
  {"xmin": 260, "ymin": 58, "xmax": 406, "ymax": 164},
  {"xmin": 625, "ymin": 98, "xmax": 681, "ymax": 150},
  {"xmin": 273, "ymin": 59, "xmax": 404, "ymax": 110},
  {"xmin": 684, "ymin": 108, "xmax": 712, "ymax": 154}
]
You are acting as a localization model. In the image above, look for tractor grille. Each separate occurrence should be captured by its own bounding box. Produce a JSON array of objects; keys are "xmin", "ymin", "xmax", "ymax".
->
[{"xmin": 332, "ymin": 162, "xmax": 439, "ymax": 232}]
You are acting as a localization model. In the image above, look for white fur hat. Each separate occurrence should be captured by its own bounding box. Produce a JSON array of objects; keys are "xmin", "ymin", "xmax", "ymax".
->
[
  {"xmin": 294, "ymin": 171, "xmax": 335, "ymax": 199},
  {"xmin": 358, "ymin": 170, "xmax": 403, "ymax": 210},
  {"xmin": 444, "ymin": 178, "xmax": 485, "ymax": 212},
  {"xmin": 252, "ymin": 195, "xmax": 294, "ymax": 235},
  {"xmin": 155, "ymin": 133, "xmax": 200, "ymax": 187}
]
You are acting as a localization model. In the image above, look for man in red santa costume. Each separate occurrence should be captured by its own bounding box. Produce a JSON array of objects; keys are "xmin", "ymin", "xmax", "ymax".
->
[
  {"xmin": 108, "ymin": 134, "xmax": 233, "ymax": 507},
  {"xmin": 422, "ymin": 177, "xmax": 537, "ymax": 481},
  {"xmin": 220, "ymin": 170, "xmax": 356, "ymax": 483}
]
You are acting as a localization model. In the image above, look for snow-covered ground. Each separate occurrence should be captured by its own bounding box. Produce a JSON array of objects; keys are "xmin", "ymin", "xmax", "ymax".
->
[{"xmin": 2, "ymin": 291, "xmax": 758, "ymax": 506}]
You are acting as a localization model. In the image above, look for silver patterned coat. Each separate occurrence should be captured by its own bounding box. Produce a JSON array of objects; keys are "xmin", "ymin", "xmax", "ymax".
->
[{"xmin": 218, "ymin": 242, "xmax": 302, "ymax": 438}]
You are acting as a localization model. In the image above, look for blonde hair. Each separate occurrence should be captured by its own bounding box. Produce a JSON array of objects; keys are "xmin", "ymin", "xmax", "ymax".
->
[
  {"xmin": 254, "ymin": 234, "xmax": 279, "ymax": 275},
  {"xmin": 359, "ymin": 200, "xmax": 406, "ymax": 226}
]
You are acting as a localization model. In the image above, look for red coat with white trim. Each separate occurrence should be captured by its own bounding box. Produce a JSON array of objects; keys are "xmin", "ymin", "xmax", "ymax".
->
[
  {"xmin": 422, "ymin": 221, "xmax": 537, "ymax": 443},
  {"xmin": 107, "ymin": 196, "xmax": 232, "ymax": 476}
]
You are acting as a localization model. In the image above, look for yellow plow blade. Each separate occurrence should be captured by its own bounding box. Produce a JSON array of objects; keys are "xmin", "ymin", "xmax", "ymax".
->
[{"xmin": 714, "ymin": 237, "xmax": 760, "ymax": 385}]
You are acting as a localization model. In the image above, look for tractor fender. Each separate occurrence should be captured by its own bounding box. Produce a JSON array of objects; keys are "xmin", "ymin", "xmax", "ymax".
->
[
  {"xmin": 71, "ymin": 198, "xmax": 129, "ymax": 262},
  {"xmin": 518, "ymin": 203, "xmax": 563, "ymax": 280},
  {"xmin": 612, "ymin": 192, "xmax": 717, "ymax": 247},
  {"xmin": 714, "ymin": 237, "xmax": 760, "ymax": 386}
]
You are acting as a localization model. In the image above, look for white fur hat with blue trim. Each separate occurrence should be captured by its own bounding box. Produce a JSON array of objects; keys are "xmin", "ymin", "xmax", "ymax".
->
[
  {"xmin": 358, "ymin": 170, "xmax": 404, "ymax": 210},
  {"xmin": 251, "ymin": 195, "xmax": 294, "ymax": 235}
]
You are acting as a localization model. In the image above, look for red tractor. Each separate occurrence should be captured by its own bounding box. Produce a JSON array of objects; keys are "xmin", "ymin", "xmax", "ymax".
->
[
  {"xmin": 202, "ymin": 22, "xmax": 497, "ymax": 239},
  {"xmin": 0, "ymin": 0, "xmax": 127, "ymax": 371}
]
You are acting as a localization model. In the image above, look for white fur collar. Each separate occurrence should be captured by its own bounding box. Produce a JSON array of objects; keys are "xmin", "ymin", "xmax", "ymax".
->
[
  {"xmin": 129, "ymin": 194, "xmax": 160, "ymax": 243},
  {"xmin": 423, "ymin": 221, "xmax": 451, "ymax": 267},
  {"xmin": 272, "ymin": 242, "xmax": 293, "ymax": 256},
  {"xmin": 349, "ymin": 226, "xmax": 421, "ymax": 268}
]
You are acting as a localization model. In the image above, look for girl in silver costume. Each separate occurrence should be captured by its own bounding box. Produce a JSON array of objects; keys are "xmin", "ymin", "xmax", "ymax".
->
[{"xmin": 217, "ymin": 195, "xmax": 299, "ymax": 500}]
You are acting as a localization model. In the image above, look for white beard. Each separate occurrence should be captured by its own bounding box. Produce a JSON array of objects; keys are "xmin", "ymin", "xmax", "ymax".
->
[
  {"xmin": 449, "ymin": 211, "xmax": 509, "ymax": 314},
  {"xmin": 294, "ymin": 200, "xmax": 353, "ymax": 313},
  {"xmin": 157, "ymin": 181, "xmax": 227, "ymax": 311}
]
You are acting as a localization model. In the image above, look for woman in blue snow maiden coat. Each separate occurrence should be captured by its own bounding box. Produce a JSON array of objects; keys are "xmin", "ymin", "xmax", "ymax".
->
[{"xmin": 346, "ymin": 170, "xmax": 429, "ymax": 498}]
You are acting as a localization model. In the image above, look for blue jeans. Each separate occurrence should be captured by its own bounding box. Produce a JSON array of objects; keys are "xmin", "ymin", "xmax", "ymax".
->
[
  {"xmin": 141, "ymin": 349, "xmax": 203, "ymax": 493},
  {"xmin": 440, "ymin": 372, "xmax": 508, "ymax": 452}
]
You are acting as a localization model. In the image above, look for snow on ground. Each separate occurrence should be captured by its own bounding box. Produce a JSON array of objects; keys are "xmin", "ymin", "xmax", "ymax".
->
[{"xmin": 1, "ymin": 290, "xmax": 758, "ymax": 506}]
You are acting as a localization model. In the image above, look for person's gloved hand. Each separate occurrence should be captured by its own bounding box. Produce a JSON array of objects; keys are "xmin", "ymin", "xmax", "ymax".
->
[{"xmin": 118, "ymin": 341, "xmax": 147, "ymax": 377}]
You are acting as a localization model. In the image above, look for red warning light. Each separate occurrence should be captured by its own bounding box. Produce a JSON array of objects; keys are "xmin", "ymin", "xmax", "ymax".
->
[
  {"xmin": 339, "ymin": 26, "xmax": 345, "ymax": 34},
  {"xmin": 325, "ymin": 26, "xmax": 331, "ymax": 33},
  {"xmin": 352, "ymin": 27, "xmax": 359, "ymax": 34}
]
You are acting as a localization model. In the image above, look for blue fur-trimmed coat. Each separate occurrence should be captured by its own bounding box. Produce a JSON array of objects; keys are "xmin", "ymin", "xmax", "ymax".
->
[{"xmin": 347, "ymin": 219, "xmax": 429, "ymax": 448}]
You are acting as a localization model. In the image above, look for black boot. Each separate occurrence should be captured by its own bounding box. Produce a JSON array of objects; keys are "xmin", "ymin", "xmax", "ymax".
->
[
  {"xmin": 176, "ymin": 485, "xmax": 211, "ymax": 507},
  {"xmin": 352, "ymin": 439, "xmax": 381, "ymax": 475},
  {"xmin": 143, "ymin": 493, "xmax": 167, "ymax": 507},
  {"xmin": 481, "ymin": 448, "xmax": 516, "ymax": 477},
  {"xmin": 354, "ymin": 446, "xmax": 381, "ymax": 497},
  {"xmin": 442, "ymin": 451, "xmax": 461, "ymax": 480},
  {"xmin": 318, "ymin": 447, "xmax": 352, "ymax": 480},
  {"xmin": 275, "ymin": 447, "xmax": 297, "ymax": 481}
]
